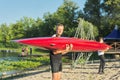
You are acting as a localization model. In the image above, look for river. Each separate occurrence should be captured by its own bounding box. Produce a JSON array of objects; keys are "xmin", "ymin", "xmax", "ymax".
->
[{"xmin": 0, "ymin": 50, "xmax": 20, "ymax": 58}]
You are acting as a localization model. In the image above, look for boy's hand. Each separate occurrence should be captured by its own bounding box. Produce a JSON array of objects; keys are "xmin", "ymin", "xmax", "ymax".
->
[
  {"xmin": 53, "ymin": 44, "xmax": 73, "ymax": 55},
  {"xmin": 65, "ymin": 44, "xmax": 73, "ymax": 52}
]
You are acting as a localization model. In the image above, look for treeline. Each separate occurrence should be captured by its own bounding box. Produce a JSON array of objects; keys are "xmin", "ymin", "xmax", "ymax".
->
[{"xmin": 0, "ymin": 0, "xmax": 120, "ymax": 48}]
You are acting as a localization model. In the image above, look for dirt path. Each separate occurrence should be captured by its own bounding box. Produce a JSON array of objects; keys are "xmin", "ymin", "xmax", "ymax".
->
[{"xmin": 3, "ymin": 61, "xmax": 120, "ymax": 80}]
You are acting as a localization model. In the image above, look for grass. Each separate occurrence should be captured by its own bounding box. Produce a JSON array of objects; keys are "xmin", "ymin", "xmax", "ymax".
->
[
  {"xmin": 0, "ymin": 56, "xmax": 50, "ymax": 72},
  {"xmin": 0, "ymin": 55, "xmax": 71, "ymax": 73}
]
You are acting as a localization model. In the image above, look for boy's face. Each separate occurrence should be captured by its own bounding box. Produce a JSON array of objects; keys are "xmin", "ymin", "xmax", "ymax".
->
[{"xmin": 56, "ymin": 26, "xmax": 64, "ymax": 36}]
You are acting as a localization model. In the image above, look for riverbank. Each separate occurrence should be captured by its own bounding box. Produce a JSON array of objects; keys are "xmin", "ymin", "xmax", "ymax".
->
[
  {"xmin": 0, "ymin": 47, "xmax": 49, "ymax": 55},
  {"xmin": 2, "ymin": 60, "xmax": 120, "ymax": 80}
]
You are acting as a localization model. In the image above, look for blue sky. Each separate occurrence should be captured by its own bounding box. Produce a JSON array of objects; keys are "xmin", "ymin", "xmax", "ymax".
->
[{"xmin": 0, "ymin": 0, "xmax": 86, "ymax": 25}]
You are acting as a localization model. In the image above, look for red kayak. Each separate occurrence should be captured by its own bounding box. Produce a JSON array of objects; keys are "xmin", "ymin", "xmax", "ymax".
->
[{"xmin": 14, "ymin": 37, "xmax": 111, "ymax": 52}]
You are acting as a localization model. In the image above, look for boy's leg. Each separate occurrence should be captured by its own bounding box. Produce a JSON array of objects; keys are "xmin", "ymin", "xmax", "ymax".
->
[{"xmin": 52, "ymin": 72, "xmax": 61, "ymax": 80}]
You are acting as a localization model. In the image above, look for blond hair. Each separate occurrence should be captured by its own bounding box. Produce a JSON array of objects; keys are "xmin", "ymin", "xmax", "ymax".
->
[{"xmin": 56, "ymin": 23, "xmax": 64, "ymax": 29}]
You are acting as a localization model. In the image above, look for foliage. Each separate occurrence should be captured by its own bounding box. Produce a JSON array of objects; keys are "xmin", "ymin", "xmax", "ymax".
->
[
  {"xmin": 0, "ymin": 57, "xmax": 49, "ymax": 72},
  {"xmin": 0, "ymin": 56, "xmax": 71, "ymax": 72},
  {"xmin": 41, "ymin": 0, "xmax": 81, "ymax": 37},
  {"xmin": 77, "ymin": 18, "xmax": 98, "ymax": 39},
  {"xmin": 62, "ymin": 57, "xmax": 71, "ymax": 63},
  {"xmin": 84, "ymin": 0, "xmax": 101, "ymax": 27},
  {"xmin": 0, "ymin": 24, "xmax": 11, "ymax": 43},
  {"xmin": 83, "ymin": 0, "xmax": 120, "ymax": 37}
]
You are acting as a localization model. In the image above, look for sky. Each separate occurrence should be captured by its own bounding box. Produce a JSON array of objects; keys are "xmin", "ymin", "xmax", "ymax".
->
[{"xmin": 0, "ymin": 0, "xmax": 86, "ymax": 25}]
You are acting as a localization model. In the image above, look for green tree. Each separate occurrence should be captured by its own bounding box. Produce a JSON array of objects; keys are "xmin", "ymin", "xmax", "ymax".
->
[
  {"xmin": 19, "ymin": 17, "xmax": 36, "ymax": 38},
  {"xmin": 84, "ymin": 0, "xmax": 101, "ymax": 26},
  {"xmin": 43, "ymin": 12, "xmax": 60, "ymax": 36},
  {"xmin": 83, "ymin": 0, "xmax": 120, "ymax": 37},
  {"xmin": 100, "ymin": 0, "xmax": 120, "ymax": 36},
  {"xmin": 0, "ymin": 24, "xmax": 11, "ymax": 46},
  {"xmin": 11, "ymin": 17, "xmax": 39, "ymax": 39},
  {"xmin": 84, "ymin": 0, "xmax": 101, "ymax": 31},
  {"xmin": 31, "ymin": 18, "xmax": 44, "ymax": 37},
  {"xmin": 43, "ymin": 0, "xmax": 80, "ymax": 37},
  {"xmin": 56, "ymin": 0, "xmax": 79, "ymax": 36},
  {"xmin": 102, "ymin": 0, "xmax": 120, "ymax": 25},
  {"xmin": 11, "ymin": 21, "xmax": 25, "ymax": 39}
]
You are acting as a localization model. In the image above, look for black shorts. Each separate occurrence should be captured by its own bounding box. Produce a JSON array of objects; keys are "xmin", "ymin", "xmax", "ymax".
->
[{"xmin": 50, "ymin": 51, "xmax": 62, "ymax": 73}]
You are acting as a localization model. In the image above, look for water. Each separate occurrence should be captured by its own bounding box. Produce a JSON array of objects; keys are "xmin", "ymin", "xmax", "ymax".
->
[
  {"xmin": 0, "ymin": 51, "xmax": 20, "ymax": 58},
  {"xmin": 0, "ymin": 51, "xmax": 21, "ymax": 76}
]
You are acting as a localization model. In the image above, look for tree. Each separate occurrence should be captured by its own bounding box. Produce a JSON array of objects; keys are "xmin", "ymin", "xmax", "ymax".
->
[
  {"xmin": 31, "ymin": 18, "xmax": 44, "ymax": 37},
  {"xmin": 19, "ymin": 17, "xmax": 36, "ymax": 38},
  {"xmin": 84, "ymin": 0, "xmax": 101, "ymax": 27},
  {"xmin": 102, "ymin": 0, "xmax": 120, "ymax": 25},
  {"xmin": 100, "ymin": 0, "xmax": 120, "ymax": 36},
  {"xmin": 11, "ymin": 21, "xmax": 25, "ymax": 39},
  {"xmin": 43, "ymin": 12, "xmax": 61, "ymax": 36},
  {"xmin": 0, "ymin": 24, "xmax": 11, "ymax": 45},
  {"xmin": 83, "ymin": 0, "xmax": 120, "ymax": 37},
  {"xmin": 11, "ymin": 17, "xmax": 41, "ymax": 39},
  {"xmin": 43, "ymin": 0, "xmax": 80, "ymax": 37}
]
